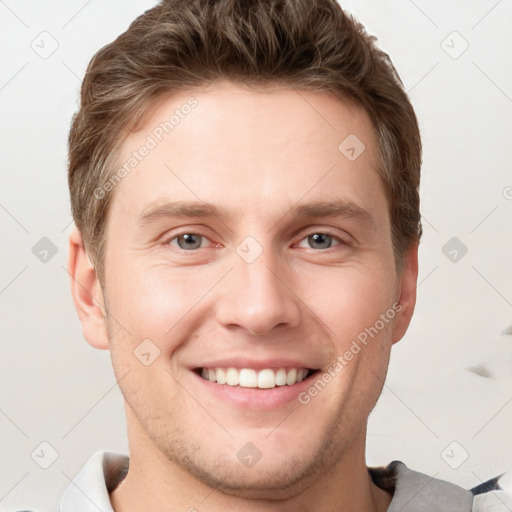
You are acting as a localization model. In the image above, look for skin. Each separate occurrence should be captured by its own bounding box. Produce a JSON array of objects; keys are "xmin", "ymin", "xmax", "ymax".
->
[{"xmin": 69, "ymin": 81, "xmax": 418, "ymax": 512}]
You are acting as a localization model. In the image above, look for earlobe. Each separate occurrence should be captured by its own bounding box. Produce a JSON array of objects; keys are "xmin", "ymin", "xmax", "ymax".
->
[
  {"xmin": 391, "ymin": 243, "xmax": 419, "ymax": 345},
  {"xmin": 67, "ymin": 228, "xmax": 109, "ymax": 350}
]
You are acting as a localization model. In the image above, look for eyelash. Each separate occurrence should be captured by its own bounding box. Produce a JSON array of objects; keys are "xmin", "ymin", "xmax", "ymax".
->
[{"xmin": 162, "ymin": 229, "xmax": 348, "ymax": 252}]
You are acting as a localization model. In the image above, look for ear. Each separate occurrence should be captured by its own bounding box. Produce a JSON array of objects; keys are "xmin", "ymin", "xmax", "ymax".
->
[
  {"xmin": 67, "ymin": 228, "xmax": 109, "ymax": 350},
  {"xmin": 391, "ymin": 242, "xmax": 419, "ymax": 345}
]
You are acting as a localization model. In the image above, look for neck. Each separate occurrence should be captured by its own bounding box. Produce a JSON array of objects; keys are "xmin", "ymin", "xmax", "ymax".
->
[{"xmin": 110, "ymin": 420, "xmax": 392, "ymax": 512}]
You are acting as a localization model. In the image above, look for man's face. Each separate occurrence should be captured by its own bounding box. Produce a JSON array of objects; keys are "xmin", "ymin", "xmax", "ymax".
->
[{"xmin": 91, "ymin": 81, "xmax": 416, "ymax": 495}]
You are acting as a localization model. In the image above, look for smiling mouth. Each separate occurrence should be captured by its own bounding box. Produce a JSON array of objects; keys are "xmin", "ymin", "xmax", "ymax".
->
[{"xmin": 194, "ymin": 367, "xmax": 319, "ymax": 389}]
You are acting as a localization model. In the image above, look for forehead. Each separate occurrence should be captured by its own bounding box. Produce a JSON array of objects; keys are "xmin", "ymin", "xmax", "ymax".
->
[{"xmin": 111, "ymin": 81, "xmax": 385, "ymax": 225}]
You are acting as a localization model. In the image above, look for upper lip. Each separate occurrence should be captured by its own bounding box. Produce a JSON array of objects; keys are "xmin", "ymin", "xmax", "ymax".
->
[{"xmin": 191, "ymin": 358, "xmax": 318, "ymax": 371}]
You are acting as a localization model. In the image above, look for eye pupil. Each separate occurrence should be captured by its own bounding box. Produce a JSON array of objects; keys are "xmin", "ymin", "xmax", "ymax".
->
[
  {"xmin": 308, "ymin": 233, "xmax": 332, "ymax": 249},
  {"xmin": 178, "ymin": 234, "xmax": 202, "ymax": 250}
]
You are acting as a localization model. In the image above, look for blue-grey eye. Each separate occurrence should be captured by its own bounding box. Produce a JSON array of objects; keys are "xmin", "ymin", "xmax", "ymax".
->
[
  {"xmin": 307, "ymin": 233, "xmax": 334, "ymax": 249},
  {"xmin": 176, "ymin": 233, "xmax": 203, "ymax": 250}
]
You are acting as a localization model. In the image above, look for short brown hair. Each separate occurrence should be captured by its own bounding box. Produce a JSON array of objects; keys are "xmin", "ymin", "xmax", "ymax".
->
[{"xmin": 68, "ymin": 0, "xmax": 422, "ymax": 282}]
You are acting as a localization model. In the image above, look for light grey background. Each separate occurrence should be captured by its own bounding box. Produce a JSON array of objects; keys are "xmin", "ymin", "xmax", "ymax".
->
[{"xmin": 1, "ymin": 1, "xmax": 511, "ymax": 511}]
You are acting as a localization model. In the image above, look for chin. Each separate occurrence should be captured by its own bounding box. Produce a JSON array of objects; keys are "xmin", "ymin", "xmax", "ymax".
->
[
  {"xmin": 181, "ymin": 457, "xmax": 319, "ymax": 499},
  {"xmin": 154, "ymin": 431, "xmax": 343, "ymax": 499}
]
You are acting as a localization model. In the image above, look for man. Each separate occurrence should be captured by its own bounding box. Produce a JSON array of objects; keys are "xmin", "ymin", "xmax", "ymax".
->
[{"xmin": 62, "ymin": 0, "xmax": 510, "ymax": 510}]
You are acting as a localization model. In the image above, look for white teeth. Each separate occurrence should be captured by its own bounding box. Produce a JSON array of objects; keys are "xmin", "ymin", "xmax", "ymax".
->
[
  {"xmin": 257, "ymin": 369, "xmax": 276, "ymax": 389},
  {"xmin": 286, "ymin": 368, "xmax": 297, "ymax": 386},
  {"xmin": 275, "ymin": 368, "xmax": 287, "ymax": 386},
  {"xmin": 216, "ymin": 368, "xmax": 227, "ymax": 385},
  {"xmin": 226, "ymin": 367, "xmax": 239, "ymax": 386},
  {"xmin": 199, "ymin": 367, "xmax": 310, "ymax": 388},
  {"xmin": 239, "ymin": 369, "xmax": 257, "ymax": 387}
]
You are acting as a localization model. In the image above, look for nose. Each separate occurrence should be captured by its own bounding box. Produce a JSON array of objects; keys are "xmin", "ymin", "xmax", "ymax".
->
[{"xmin": 215, "ymin": 248, "xmax": 301, "ymax": 336}]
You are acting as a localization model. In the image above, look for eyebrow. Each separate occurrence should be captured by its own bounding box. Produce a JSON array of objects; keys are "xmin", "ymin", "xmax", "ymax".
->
[{"xmin": 137, "ymin": 199, "xmax": 376, "ymax": 230}]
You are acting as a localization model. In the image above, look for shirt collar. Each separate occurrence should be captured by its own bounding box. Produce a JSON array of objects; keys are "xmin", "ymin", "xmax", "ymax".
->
[
  {"xmin": 60, "ymin": 451, "xmax": 128, "ymax": 512},
  {"xmin": 369, "ymin": 460, "xmax": 473, "ymax": 512}
]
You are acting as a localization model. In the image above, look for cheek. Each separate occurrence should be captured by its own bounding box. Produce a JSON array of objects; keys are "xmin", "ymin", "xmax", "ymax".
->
[
  {"xmin": 105, "ymin": 260, "xmax": 215, "ymax": 349},
  {"xmin": 295, "ymin": 263, "xmax": 397, "ymax": 344}
]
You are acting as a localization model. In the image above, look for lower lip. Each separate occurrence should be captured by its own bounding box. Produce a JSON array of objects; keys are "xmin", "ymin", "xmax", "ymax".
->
[{"xmin": 191, "ymin": 371, "xmax": 317, "ymax": 410}]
